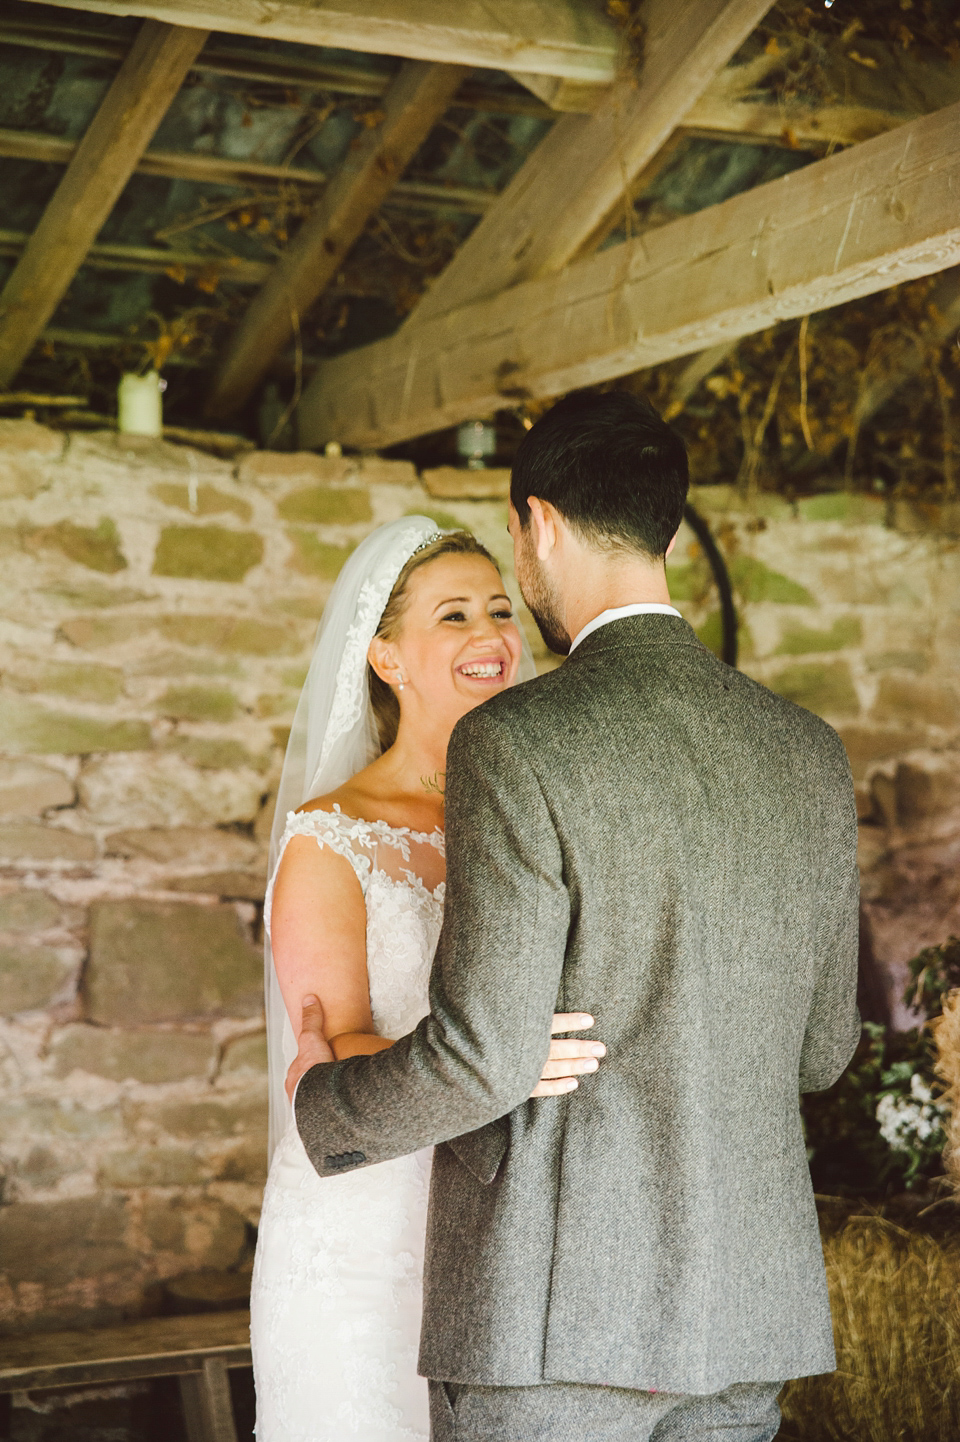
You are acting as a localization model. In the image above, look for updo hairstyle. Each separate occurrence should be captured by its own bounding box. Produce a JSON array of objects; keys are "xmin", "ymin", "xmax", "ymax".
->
[{"xmin": 368, "ymin": 530, "xmax": 499, "ymax": 751}]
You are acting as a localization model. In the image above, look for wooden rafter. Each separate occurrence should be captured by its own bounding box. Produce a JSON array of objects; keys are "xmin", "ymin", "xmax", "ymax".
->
[
  {"xmin": 17, "ymin": 0, "xmax": 619, "ymax": 81},
  {"xmin": 203, "ymin": 61, "xmax": 468, "ymax": 420},
  {"xmin": 0, "ymin": 129, "xmax": 496, "ymax": 215},
  {"xmin": 405, "ymin": 0, "xmax": 776, "ymax": 328},
  {"xmin": 296, "ymin": 99, "xmax": 960, "ymax": 451},
  {"xmin": 0, "ymin": 20, "xmax": 208, "ymax": 388},
  {"xmin": 0, "ymin": 229, "xmax": 271, "ymax": 285}
]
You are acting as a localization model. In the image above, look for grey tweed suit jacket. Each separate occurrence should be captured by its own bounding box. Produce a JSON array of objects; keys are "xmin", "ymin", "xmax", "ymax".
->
[{"xmin": 295, "ymin": 615, "xmax": 861, "ymax": 1395}]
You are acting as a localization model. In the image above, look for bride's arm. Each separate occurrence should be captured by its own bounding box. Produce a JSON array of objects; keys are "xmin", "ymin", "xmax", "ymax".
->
[
  {"xmin": 270, "ymin": 835, "xmax": 390, "ymax": 1062},
  {"xmin": 273, "ymin": 836, "xmax": 604, "ymax": 1081}
]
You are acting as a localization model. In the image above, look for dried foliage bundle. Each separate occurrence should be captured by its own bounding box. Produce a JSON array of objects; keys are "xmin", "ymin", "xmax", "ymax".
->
[
  {"xmin": 779, "ymin": 1211, "xmax": 960, "ymax": 1442},
  {"xmin": 933, "ymin": 985, "xmax": 960, "ymax": 1190}
]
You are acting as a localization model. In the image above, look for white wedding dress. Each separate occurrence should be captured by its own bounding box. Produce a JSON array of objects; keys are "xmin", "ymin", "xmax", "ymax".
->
[{"xmin": 251, "ymin": 806, "xmax": 445, "ymax": 1442}]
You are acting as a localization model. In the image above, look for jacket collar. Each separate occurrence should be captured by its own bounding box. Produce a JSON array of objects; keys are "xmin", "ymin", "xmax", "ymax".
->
[{"xmin": 562, "ymin": 612, "xmax": 701, "ymax": 663}]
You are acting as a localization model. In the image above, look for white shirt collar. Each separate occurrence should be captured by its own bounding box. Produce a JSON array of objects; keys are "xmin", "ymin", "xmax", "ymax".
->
[{"xmin": 568, "ymin": 603, "xmax": 683, "ymax": 655}]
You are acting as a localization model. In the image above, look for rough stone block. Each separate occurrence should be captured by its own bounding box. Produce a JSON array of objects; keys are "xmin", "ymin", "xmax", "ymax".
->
[
  {"xmin": 277, "ymin": 485, "xmax": 372, "ymax": 526},
  {"xmin": 220, "ymin": 1031, "xmax": 267, "ymax": 1073},
  {"xmin": 286, "ymin": 529, "xmax": 354, "ymax": 579},
  {"xmin": 0, "ymin": 758, "xmax": 75, "ymax": 816},
  {"xmin": 422, "ymin": 466, "xmax": 511, "ymax": 500},
  {"xmin": 157, "ymin": 685, "xmax": 239, "ymax": 723},
  {"xmin": 160, "ymin": 614, "xmax": 304, "ymax": 656},
  {"xmin": 79, "ymin": 752, "xmax": 263, "ymax": 828},
  {"xmin": 730, "ymin": 556, "xmax": 814, "ymax": 606},
  {"xmin": 85, "ymin": 899, "xmax": 262, "ymax": 1024},
  {"xmin": 148, "ymin": 1091, "xmax": 267, "ymax": 1141},
  {"xmin": 139, "ymin": 1195, "xmax": 246, "ymax": 1269},
  {"xmin": 0, "ymin": 694, "xmax": 151, "ymax": 754},
  {"xmin": 99, "ymin": 1147, "xmax": 208, "ymax": 1188},
  {"xmin": 51, "ymin": 1025, "xmax": 217, "ymax": 1082},
  {"xmin": 0, "ymin": 944, "xmax": 75, "ymax": 1014},
  {"xmin": 775, "ymin": 616, "xmax": 862, "ymax": 655},
  {"xmin": 769, "ymin": 661, "xmax": 860, "ymax": 717},
  {"xmin": 151, "ymin": 482, "xmax": 252, "ymax": 521},
  {"xmin": 795, "ymin": 493, "xmax": 883, "ymax": 524},
  {"xmin": 0, "ymin": 458, "xmax": 49, "ymax": 499},
  {"xmin": 0, "ymin": 1195, "xmax": 133, "ymax": 1285},
  {"xmin": 872, "ymin": 675, "xmax": 959, "ymax": 730},
  {"xmin": 869, "ymin": 752, "xmax": 960, "ymax": 831},
  {"xmin": 168, "ymin": 871, "xmax": 266, "ymax": 901},
  {"xmin": 836, "ymin": 725, "xmax": 926, "ymax": 780},
  {"xmin": 0, "ymin": 418, "xmax": 65, "ymax": 458},
  {"xmin": 237, "ymin": 450, "xmax": 347, "ymax": 488},
  {"xmin": 214, "ymin": 1139, "xmax": 268, "ymax": 1185},
  {"xmin": 0, "ymin": 889, "xmax": 61, "ymax": 931},
  {"xmin": 6, "ymin": 661, "xmax": 125, "ymax": 703},
  {"xmin": 103, "ymin": 827, "xmax": 260, "ymax": 868},
  {"xmin": 865, "ymin": 650, "xmax": 929, "ymax": 673},
  {"xmin": 166, "ymin": 736, "xmax": 267, "ymax": 772},
  {"xmin": 26, "ymin": 519, "xmax": 126, "ymax": 574},
  {"xmin": 45, "ymin": 582, "xmax": 154, "ymax": 608},
  {"xmin": 59, "ymin": 614, "xmax": 154, "ymax": 649},
  {"xmin": 0, "ymin": 822, "xmax": 96, "ymax": 862},
  {"xmin": 153, "ymin": 526, "xmax": 264, "ymax": 582}
]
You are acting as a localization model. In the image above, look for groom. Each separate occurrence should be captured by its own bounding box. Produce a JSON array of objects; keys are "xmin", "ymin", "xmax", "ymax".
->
[{"xmin": 289, "ymin": 391, "xmax": 861, "ymax": 1441}]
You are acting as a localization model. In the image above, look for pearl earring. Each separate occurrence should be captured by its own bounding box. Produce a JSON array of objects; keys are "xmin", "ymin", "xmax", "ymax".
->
[{"xmin": 397, "ymin": 676, "xmax": 405, "ymax": 691}]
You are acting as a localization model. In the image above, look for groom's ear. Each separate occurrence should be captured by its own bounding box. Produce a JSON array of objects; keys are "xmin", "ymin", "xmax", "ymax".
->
[
  {"xmin": 528, "ymin": 497, "xmax": 558, "ymax": 560},
  {"xmin": 665, "ymin": 529, "xmax": 680, "ymax": 560}
]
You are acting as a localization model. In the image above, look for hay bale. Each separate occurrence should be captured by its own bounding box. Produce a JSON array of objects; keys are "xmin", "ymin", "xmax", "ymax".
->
[{"xmin": 780, "ymin": 1207, "xmax": 960, "ymax": 1441}]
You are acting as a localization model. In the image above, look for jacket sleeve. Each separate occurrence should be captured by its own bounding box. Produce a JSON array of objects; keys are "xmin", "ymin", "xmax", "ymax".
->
[
  {"xmin": 798, "ymin": 739, "xmax": 862, "ymax": 1093},
  {"xmin": 294, "ymin": 705, "xmax": 570, "ymax": 1177}
]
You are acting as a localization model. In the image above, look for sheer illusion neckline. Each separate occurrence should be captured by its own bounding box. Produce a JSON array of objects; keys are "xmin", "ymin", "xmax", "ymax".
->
[{"xmin": 301, "ymin": 801, "xmax": 445, "ymax": 850}]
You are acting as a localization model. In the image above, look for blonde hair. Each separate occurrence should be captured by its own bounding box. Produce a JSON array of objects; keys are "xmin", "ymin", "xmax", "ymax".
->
[{"xmin": 368, "ymin": 530, "xmax": 499, "ymax": 751}]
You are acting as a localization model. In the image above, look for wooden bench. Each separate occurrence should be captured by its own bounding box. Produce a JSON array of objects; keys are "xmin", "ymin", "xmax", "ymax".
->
[{"xmin": 0, "ymin": 1309, "xmax": 251, "ymax": 1442}]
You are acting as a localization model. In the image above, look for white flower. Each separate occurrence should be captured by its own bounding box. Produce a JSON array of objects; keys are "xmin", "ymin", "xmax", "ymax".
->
[{"xmin": 876, "ymin": 1077, "xmax": 947, "ymax": 1154}]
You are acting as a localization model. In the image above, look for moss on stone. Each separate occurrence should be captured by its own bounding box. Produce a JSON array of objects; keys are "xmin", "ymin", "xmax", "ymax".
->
[
  {"xmin": 278, "ymin": 486, "xmax": 372, "ymax": 525},
  {"xmin": 98, "ymin": 1147, "xmax": 208, "ymax": 1188},
  {"xmin": 27, "ymin": 519, "xmax": 127, "ymax": 574},
  {"xmin": 0, "ymin": 695, "xmax": 152, "ymax": 754},
  {"xmin": 665, "ymin": 558, "xmax": 713, "ymax": 603},
  {"xmin": 730, "ymin": 555, "xmax": 814, "ymax": 606},
  {"xmin": 770, "ymin": 661, "xmax": 860, "ymax": 717},
  {"xmin": 157, "ymin": 684, "xmax": 239, "ymax": 723},
  {"xmin": 775, "ymin": 616, "xmax": 863, "ymax": 655},
  {"xmin": 796, "ymin": 493, "xmax": 883, "ymax": 524},
  {"xmin": 405, "ymin": 505, "xmax": 461, "ymax": 531},
  {"xmin": 153, "ymin": 525, "xmax": 264, "ymax": 582},
  {"xmin": 286, "ymin": 528, "xmax": 354, "ymax": 579},
  {"xmin": 151, "ymin": 482, "xmax": 252, "ymax": 521},
  {"xmin": 8, "ymin": 661, "xmax": 125, "ymax": 703}
]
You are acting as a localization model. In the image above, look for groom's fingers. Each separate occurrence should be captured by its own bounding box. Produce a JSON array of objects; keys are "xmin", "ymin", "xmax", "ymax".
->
[
  {"xmin": 548, "ymin": 1038, "xmax": 605, "ymax": 1060},
  {"xmin": 550, "ymin": 1012, "xmax": 594, "ymax": 1033},
  {"xmin": 540, "ymin": 1056, "xmax": 601, "ymax": 1079}
]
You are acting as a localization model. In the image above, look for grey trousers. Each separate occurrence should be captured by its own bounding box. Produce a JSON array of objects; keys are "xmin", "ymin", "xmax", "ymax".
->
[{"xmin": 428, "ymin": 1378, "xmax": 784, "ymax": 1442}]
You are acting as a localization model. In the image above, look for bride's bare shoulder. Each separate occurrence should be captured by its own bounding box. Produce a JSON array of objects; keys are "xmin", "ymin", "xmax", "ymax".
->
[{"xmin": 296, "ymin": 781, "xmax": 370, "ymax": 821}]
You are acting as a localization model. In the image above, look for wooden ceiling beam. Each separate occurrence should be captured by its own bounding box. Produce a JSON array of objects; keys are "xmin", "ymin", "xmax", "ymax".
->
[
  {"xmin": 0, "ymin": 15, "xmax": 552, "ymax": 117},
  {"xmin": 0, "ymin": 20, "xmax": 208, "ymax": 387},
  {"xmin": 405, "ymin": 0, "xmax": 777, "ymax": 328},
  {"xmin": 203, "ymin": 60, "xmax": 468, "ymax": 420},
  {"xmin": 296, "ymin": 98, "xmax": 960, "ymax": 451},
  {"xmin": 0, "ymin": 228, "xmax": 271, "ymax": 284},
  {"xmin": 17, "ymin": 0, "xmax": 619, "ymax": 82}
]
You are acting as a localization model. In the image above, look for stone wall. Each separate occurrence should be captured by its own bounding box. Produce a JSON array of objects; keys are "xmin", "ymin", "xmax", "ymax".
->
[{"xmin": 0, "ymin": 418, "xmax": 957, "ymax": 1332}]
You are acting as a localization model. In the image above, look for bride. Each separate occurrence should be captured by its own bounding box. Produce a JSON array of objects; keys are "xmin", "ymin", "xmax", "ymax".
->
[{"xmin": 250, "ymin": 517, "xmax": 603, "ymax": 1441}]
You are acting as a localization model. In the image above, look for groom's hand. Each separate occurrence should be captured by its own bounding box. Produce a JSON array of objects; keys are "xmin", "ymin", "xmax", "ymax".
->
[
  {"xmin": 530, "ymin": 1013, "xmax": 606, "ymax": 1097},
  {"xmin": 285, "ymin": 994, "xmax": 335, "ymax": 1102}
]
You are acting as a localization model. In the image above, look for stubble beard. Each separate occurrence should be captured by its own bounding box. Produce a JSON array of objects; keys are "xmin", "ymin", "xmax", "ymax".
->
[{"xmin": 515, "ymin": 532, "xmax": 571, "ymax": 657}]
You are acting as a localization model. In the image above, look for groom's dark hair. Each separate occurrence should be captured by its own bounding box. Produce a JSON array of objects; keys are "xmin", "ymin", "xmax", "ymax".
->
[{"xmin": 510, "ymin": 389, "xmax": 688, "ymax": 560}]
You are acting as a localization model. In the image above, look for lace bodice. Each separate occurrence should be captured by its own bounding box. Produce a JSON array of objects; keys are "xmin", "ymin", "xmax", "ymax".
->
[
  {"xmin": 254, "ymin": 807, "xmax": 443, "ymax": 1439},
  {"xmin": 266, "ymin": 806, "xmax": 445, "ymax": 1040}
]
